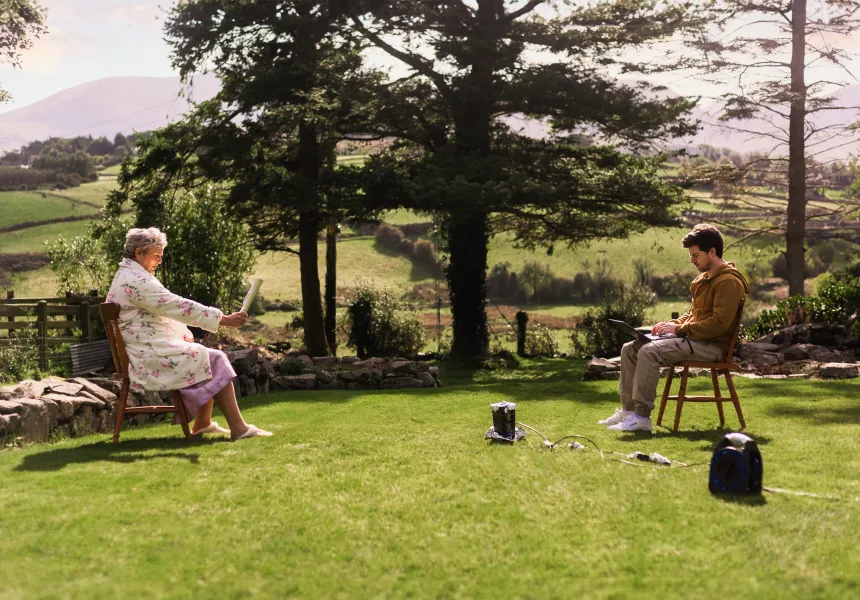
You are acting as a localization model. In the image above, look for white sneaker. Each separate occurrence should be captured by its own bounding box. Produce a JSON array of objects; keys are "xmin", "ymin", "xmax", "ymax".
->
[
  {"xmin": 608, "ymin": 414, "xmax": 653, "ymax": 432},
  {"xmin": 598, "ymin": 409, "xmax": 632, "ymax": 426}
]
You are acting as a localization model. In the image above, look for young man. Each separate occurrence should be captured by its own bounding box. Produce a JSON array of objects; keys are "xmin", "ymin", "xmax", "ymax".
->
[{"xmin": 599, "ymin": 224, "xmax": 749, "ymax": 432}]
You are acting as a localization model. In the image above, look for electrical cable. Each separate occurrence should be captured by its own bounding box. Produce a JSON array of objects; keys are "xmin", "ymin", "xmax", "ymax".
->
[
  {"xmin": 515, "ymin": 422, "xmax": 550, "ymax": 442},
  {"xmin": 552, "ymin": 435, "xmax": 604, "ymax": 459}
]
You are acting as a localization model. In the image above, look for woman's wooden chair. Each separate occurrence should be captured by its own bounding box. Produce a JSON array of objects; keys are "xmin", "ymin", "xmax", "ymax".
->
[
  {"xmin": 656, "ymin": 298, "xmax": 746, "ymax": 432},
  {"xmin": 99, "ymin": 302, "xmax": 191, "ymax": 443}
]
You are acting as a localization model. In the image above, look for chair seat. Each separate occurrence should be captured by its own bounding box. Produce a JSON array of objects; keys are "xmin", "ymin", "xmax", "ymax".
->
[{"xmin": 675, "ymin": 361, "xmax": 739, "ymax": 370}]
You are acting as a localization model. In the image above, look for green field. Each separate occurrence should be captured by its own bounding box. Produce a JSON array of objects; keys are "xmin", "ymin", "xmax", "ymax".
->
[
  {"xmin": 0, "ymin": 220, "xmax": 98, "ymax": 254},
  {"xmin": 0, "ymin": 191, "xmax": 100, "ymax": 229},
  {"xmin": 253, "ymin": 236, "xmax": 436, "ymax": 301},
  {"xmin": 51, "ymin": 179, "xmax": 118, "ymax": 207},
  {"xmin": 2, "ymin": 362, "xmax": 859, "ymax": 598},
  {"xmin": 99, "ymin": 164, "xmax": 122, "ymax": 176}
]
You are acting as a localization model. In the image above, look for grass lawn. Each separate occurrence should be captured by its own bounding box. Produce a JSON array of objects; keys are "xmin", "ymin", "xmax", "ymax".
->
[
  {"xmin": 0, "ymin": 191, "xmax": 100, "ymax": 229},
  {"xmin": 1, "ymin": 361, "xmax": 859, "ymax": 598}
]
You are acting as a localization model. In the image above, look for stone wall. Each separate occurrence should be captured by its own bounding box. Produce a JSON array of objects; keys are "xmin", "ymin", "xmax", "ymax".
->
[
  {"xmin": 0, "ymin": 352, "xmax": 442, "ymax": 443},
  {"xmin": 226, "ymin": 349, "xmax": 442, "ymax": 395}
]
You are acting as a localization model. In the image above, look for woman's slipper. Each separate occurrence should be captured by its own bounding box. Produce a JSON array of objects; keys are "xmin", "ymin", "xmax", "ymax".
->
[
  {"xmin": 192, "ymin": 421, "xmax": 231, "ymax": 436},
  {"xmin": 232, "ymin": 424, "xmax": 274, "ymax": 441}
]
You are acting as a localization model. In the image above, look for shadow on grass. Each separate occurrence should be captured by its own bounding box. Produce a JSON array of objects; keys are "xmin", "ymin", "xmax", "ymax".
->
[
  {"xmin": 766, "ymin": 403, "xmax": 860, "ymax": 426},
  {"xmin": 14, "ymin": 436, "xmax": 224, "ymax": 472},
  {"xmin": 711, "ymin": 493, "xmax": 767, "ymax": 506},
  {"xmin": 627, "ymin": 428, "xmax": 773, "ymax": 446}
]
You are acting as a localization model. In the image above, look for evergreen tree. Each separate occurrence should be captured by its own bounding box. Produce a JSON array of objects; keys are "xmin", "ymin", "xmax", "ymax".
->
[{"xmin": 355, "ymin": 0, "xmax": 706, "ymax": 359}]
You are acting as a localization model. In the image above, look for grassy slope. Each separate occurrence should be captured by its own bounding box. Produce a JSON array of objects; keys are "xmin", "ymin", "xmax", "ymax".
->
[
  {"xmin": 0, "ymin": 191, "xmax": 100, "ymax": 229},
  {"xmin": 1, "ymin": 363, "xmax": 859, "ymax": 599},
  {"xmin": 252, "ymin": 236, "xmax": 436, "ymax": 301},
  {"xmin": 0, "ymin": 220, "xmax": 96, "ymax": 254},
  {"xmin": 50, "ymin": 180, "xmax": 118, "ymax": 207}
]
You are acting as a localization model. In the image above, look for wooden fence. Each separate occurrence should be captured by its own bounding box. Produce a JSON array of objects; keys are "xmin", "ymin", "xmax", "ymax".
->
[{"xmin": 0, "ymin": 290, "xmax": 104, "ymax": 370}]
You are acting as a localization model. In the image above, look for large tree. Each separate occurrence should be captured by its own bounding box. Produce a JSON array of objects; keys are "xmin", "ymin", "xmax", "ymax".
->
[
  {"xmin": 117, "ymin": 0, "xmax": 389, "ymax": 356},
  {"xmin": 353, "ymin": 0, "xmax": 706, "ymax": 359},
  {"xmin": 688, "ymin": 0, "xmax": 860, "ymax": 296},
  {"xmin": 0, "ymin": 0, "xmax": 45, "ymax": 103}
]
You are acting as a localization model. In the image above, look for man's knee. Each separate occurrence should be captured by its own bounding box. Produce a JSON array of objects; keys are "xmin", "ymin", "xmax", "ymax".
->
[
  {"xmin": 621, "ymin": 341, "xmax": 639, "ymax": 358},
  {"xmin": 636, "ymin": 343, "xmax": 661, "ymax": 363}
]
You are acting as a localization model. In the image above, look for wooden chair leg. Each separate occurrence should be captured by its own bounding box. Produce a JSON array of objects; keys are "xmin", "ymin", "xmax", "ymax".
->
[
  {"xmin": 724, "ymin": 371, "xmax": 745, "ymax": 430},
  {"xmin": 711, "ymin": 369, "xmax": 725, "ymax": 427},
  {"xmin": 657, "ymin": 367, "xmax": 674, "ymax": 427},
  {"xmin": 113, "ymin": 379, "xmax": 129, "ymax": 444},
  {"xmin": 673, "ymin": 366, "xmax": 689, "ymax": 432},
  {"xmin": 173, "ymin": 391, "xmax": 192, "ymax": 440}
]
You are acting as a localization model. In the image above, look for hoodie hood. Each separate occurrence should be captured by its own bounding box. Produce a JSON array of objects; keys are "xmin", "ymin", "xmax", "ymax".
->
[{"xmin": 692, "ymin": 261, "xmax": 750, "ymax": 295}]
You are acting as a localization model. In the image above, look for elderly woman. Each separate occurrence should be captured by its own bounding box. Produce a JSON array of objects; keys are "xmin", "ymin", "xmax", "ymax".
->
[{"xmin": 106, "ymin": 227, "xmax": 272, "ymax": 440}]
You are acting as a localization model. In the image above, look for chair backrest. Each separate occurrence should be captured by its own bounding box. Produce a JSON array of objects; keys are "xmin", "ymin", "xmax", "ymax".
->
[
  {"xmin": 99, "ymin": 302, "xmax": 129, "ymax": 377},
  {"xmin": 724, "ymin": 297, "xmax": 745, "ymax": 362}
]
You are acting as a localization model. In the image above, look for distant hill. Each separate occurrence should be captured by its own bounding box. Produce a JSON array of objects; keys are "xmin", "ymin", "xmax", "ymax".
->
[
  {"xmin": 1, "ymin": 74, "xmax": 856, "ymax": 158},
  {"xmin": 0, "ymin": 74, "xmax": 220, "ymax": 153}
]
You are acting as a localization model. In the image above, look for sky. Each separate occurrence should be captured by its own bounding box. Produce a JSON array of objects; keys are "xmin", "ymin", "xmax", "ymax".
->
[
  {"xmin": 2, "ymin": 0, "xmax": 859, "ymax": 116},
  {"xmin": 0, "ymin": 0, "xmax": 173, "ymax": 113}
]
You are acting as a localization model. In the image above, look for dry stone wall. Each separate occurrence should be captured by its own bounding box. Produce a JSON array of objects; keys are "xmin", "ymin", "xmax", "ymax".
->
[{"xmin": 0, "ymin": 350, "xmax": 442, "ymax": 444}]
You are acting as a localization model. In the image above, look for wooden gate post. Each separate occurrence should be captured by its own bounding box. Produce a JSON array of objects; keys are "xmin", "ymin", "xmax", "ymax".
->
[
  {"xmin": 80, "ymin": 301, "xmax": 92, "ymax": 343},
  {"xmin": 36, "ymin": 300, "xmax": 47, "ymax": 370}
]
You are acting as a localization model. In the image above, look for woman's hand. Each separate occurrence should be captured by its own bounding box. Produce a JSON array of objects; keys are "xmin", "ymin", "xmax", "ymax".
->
[
  {"xmin": 220, "ymin": 312, "xmax": 249, "ymax": 328},
  {"xmin": 183, "ymin": 332, "xmax": 194, "ymax": 343}
]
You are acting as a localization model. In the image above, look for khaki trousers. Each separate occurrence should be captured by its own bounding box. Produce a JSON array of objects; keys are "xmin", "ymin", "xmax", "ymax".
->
[{"xmin": 619, "ymin": 338, "xmax": 722, "ymax": 417}]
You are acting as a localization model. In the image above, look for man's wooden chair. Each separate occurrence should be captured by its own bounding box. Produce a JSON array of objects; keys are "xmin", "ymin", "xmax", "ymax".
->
[
  {"xmin": 656, "ymin": 298, "xmax": 746, "ymax": 432},
  {"xmin": 99, "ymin": 302, "xmax": 192, "ymax": 443}
]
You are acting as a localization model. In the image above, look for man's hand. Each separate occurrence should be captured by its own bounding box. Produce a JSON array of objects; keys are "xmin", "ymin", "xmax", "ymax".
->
[
  {"xmin": 656, "ymin": 323, "xmax": 678, "ymax": 336},
  {"xmin": 220, "ymin": 312, "xmax": 249, "ymax": 328},
  {"xmin": 651, "ymin": 321, "xmax": 668, "ymax": 335}
]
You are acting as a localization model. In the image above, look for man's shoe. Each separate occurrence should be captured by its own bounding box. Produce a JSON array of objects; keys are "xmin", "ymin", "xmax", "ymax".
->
[
  {"xmin": 598, "ymin": 409, "xmax": 632, "ymax": 426},
  {"xmin": 608, "ymin": 414, "xmax": 652, "ymax": 432}
]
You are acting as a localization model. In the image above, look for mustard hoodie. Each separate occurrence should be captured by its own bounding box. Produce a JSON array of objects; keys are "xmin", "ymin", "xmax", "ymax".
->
[{"xmin": 670, "ymin": 262, "xmax": 749, "ymax": 355}]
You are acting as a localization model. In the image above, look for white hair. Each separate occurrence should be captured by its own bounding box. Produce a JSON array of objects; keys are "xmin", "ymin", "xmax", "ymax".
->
[{"xmin": 123, "ymin": 227, "xmax": 168, "ymax": 259}]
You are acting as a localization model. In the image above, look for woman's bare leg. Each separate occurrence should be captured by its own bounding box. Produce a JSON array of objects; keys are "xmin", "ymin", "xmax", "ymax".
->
[
  {"xmin": 212, "ymin": 383, "xmax": 249, "ymax": 436},
  {"xmin": 191, "ymin": 399, "xmax": 215, "ymax": 434}
]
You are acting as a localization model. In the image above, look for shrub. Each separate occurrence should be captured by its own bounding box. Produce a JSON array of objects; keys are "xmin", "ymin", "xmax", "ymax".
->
[
  {"xmin": 570, "ymin": 285, "xmax": 657, "ymax": 358},
  {"xmin": 375, "ymin": 223, "xmax": 414, "ymax": 256},
  {"xmin": 342, "ymin": 282, "xmax": 425, "ymax": 359},
  {"xmin": 0, "ymin": 339, "xmax": 41, "ymax": 383},
  {"xmin": 524, "ymin": 324, "xmax": 560, "ymax": 357},
  {"xmin": 45, "ymin": 229, "xmax": 115, "ymax": 296}
]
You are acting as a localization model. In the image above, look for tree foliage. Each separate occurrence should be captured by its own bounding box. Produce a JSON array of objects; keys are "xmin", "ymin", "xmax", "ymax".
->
[{"xmin": 0, "ymin": 0, "xmax": 46, "ymax": 102}]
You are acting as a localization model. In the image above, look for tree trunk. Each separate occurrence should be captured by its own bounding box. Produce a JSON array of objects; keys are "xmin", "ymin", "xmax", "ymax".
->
[
  {"xmin": 447, "ymin": 212, "xmax": 489, "ymax": 359},
  {"xmin": 443, "ymin": 0, "xmax": 497, "ymax": 360},
  {"xmin": 324, "ymin": 222, "xmax": 338, "ymax": 354},
  {"xmin": 786, "ymin": 0, "xmax": 807, "ymax": 297},
  {"xmin": 298, "ymin": 209, "xmax": 329, "ymax": 356}
]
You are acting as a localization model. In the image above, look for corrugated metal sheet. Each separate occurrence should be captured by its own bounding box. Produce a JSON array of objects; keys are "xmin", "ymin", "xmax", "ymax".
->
[{"xmin": 70, "ymin": 339, "xmax": 113, "ymax": 376}]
